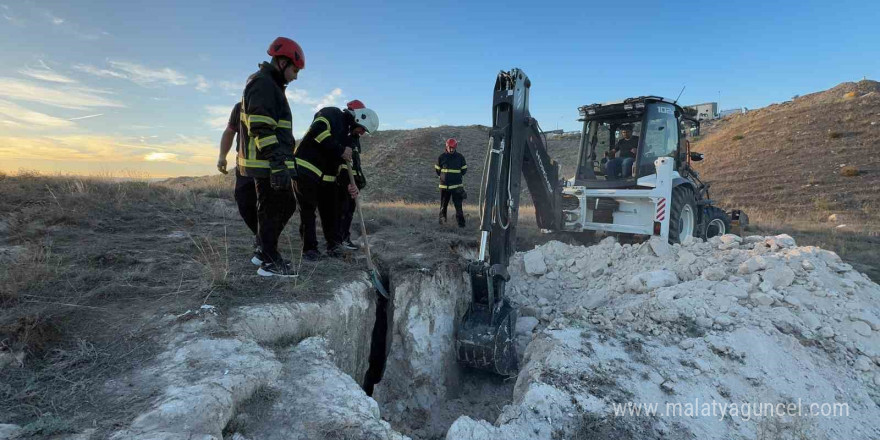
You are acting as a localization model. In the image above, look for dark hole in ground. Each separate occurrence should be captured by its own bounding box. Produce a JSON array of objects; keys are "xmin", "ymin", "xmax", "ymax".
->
[{"xmin": 362, "ymin": 269, "xmax": 392, "ymax": 396}]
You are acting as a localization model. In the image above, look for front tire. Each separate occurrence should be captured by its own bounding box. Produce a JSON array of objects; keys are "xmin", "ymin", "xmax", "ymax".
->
[
  {"xmin": 669, "ymin": 186, "xmax": 696, "ymax": 244},
  {"xmin": 703, "ymin": 206, "xmax": 732, "ymax": 239}
]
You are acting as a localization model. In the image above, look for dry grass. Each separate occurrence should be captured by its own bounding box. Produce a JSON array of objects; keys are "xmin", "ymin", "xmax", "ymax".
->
[
  {"xmin": 841, "ymin": 166, "xmax": 860, "ymax": 177},
  {"xmin": 0, "ymin": 172, "xmax": 253, "ymax": 431}
]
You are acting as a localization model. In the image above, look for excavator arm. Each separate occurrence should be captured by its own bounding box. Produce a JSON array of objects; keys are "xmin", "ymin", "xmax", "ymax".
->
[{"xmin": 455, "ymin": 69, "xmax": 561, "ymax": 376}]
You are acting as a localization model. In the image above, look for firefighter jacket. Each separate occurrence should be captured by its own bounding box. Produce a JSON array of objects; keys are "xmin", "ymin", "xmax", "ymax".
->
[
  {"xmin": 237, "ymin": 62, "xmax": 296, "ymax": 178},
  {"xmin": 435, "ymin": 150, "xmax": 467, "ymax": 189},
  {"xmin": 295, "ymin": 107, "xmax": 355, "ymax": 184},
  {"xmin": 335, "ymin": 135, "xmax": 367, "ymax": 189}
]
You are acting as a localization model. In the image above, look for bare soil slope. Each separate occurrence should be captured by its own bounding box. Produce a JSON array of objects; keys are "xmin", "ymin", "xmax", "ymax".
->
[
  {"xmin": 359, "ymin": 126, "xmax": 581, "ymax": 203},
  {"xmin": 693, "ymin": 79, "xmax": 880, "ymax": 277}
]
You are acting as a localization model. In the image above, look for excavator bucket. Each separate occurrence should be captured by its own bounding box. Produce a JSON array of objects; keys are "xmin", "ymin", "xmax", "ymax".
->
[
  {"xmin": 455, "ymin": 298, "xmax": 518, "ymax": 376},
  {"xmin": 455, "ymin": 262, "xmax": 519, "ymax": 376}
]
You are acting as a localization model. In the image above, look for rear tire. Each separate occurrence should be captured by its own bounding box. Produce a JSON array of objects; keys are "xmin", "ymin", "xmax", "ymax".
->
[
  {"xmin": 669, "ymin": 186, "xmax": 696, "ymax": 244},
  {"xmin": 703, "ymin": 206, "xmax": 732, "ymax": 239}
]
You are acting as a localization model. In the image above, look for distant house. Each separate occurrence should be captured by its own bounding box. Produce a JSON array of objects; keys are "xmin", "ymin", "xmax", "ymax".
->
[
  {"xmin": 544, "ymin": 129, "xmax": 564, "ymax": 135},
  {"xmin": 685, "ymin": 102, "xmax": 718, "ymax": 121}
]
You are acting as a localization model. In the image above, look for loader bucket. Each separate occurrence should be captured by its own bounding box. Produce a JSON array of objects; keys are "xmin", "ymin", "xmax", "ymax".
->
[{"xmin": 455, "ymin": 297, "xmax": 518, "ymax": 376}]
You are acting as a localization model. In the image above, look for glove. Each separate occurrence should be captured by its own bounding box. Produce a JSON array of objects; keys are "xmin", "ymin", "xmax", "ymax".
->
[
  {"xmin": 269, "ymin": 154, "xmax": 291, "ymax": 191},
  {"xmin": 270, "ymin": 167, "xmax": 290, "ymax": 191},
  {"xmin": 354, "ymin": 174, "xmax": 366, "ymax": 190}
]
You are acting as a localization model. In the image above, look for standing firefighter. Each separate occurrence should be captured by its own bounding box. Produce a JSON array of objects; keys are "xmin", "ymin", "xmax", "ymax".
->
[
  {"xmin": 217, "ymin": 102, "xmax": 264, "ymax": 265},
  {"xmin": 294, "ymin": 103, "xmax": 379, "ymax": 260},
  {"xmin": 436, "ymin": 138, "xmax": 467, "ymax": 227},
  {"xmin": 237, "ymin": 36, "xmax": 304, "ymax": 277},
  {"xmin": 337, "ymin": 100, "xmax": 369, "ymax": 250}
]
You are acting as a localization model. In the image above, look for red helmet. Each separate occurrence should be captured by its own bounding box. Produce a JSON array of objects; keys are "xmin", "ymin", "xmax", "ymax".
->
[
  {"xmin": 346, "ymin": 100, "xmax": 365, "ymax": 110},
  {"xmin": 267, "ymin": 37, "xmax": 305, "ymax": 70},
  {"xmin": 445, "ymin": 138, "xmax": 458, "ymax": 149}
]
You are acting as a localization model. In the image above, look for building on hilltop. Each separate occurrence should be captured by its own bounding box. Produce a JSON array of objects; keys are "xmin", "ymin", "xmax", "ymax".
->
[
  {"xmin": 684, "ymin": 102, "xmax": 718, "ymax": 121},
  {"xmin": 719, "ymin": 107, "xmax": 749, "ymax": 117}
]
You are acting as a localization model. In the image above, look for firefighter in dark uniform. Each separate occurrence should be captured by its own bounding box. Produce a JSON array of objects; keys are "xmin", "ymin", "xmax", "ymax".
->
[
  {"xmin": 217, "ymin": 102, "xmax": 266, "ymax": 266},
  {"xmin": 337, "ymin": 100, "xmax": 368, "ymax": 250},
  {"xmin": 294, "ymin": 104, "xmax": 379, "ymax": 261},
  {"xmin": 436, "ymin": 138, "xmax": 467, "ymax": 227},
  {"xmin": 237, "ymin": 36, "xmax": 304, "ymax": 277}
]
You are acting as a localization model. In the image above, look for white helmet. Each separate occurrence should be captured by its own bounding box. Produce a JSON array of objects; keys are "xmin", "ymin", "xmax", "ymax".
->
[{"xmin": 348, "ymin": 107, "xmax": 379, "ymax": 133}]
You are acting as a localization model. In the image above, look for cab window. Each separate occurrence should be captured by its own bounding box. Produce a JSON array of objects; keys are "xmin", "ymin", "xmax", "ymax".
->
[{"xmin": 637, "ymin": 103, "xmax": 679, "ymax": 177}]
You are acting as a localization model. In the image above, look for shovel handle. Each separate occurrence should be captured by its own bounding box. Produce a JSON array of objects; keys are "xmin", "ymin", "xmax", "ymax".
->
[{"xmin": 345, "ymin": 161, "xmax": 376, "ymax": 272}]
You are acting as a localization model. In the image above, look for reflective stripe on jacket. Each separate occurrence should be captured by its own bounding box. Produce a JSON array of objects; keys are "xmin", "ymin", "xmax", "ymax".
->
[
  {"xmin": 436, "ymin": 150, "xmax": 467, "ymax": 189},
  {"xmin": 237, "ymin": 62, "xmax": 295, "ymax": 178},
  {"xmin": 294, "ymin": 107, "xmax": 353, "ymax": 184}
]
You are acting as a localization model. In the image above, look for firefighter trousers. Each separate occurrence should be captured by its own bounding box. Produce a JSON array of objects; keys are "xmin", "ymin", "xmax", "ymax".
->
[
  {"xmin": 338, "ymin": 184, "xmax": 356, "ymax": 242},
  {"xmin": 440, "ymin": 189, "xmax": 465, "ymax": 226},
  {"xmin": 234, "ymin": 168, "xmax": 259, "ymax": 243},
  {"xmin": 295, "ymin": 178, "xmax": 340, "ymax": 252},
  {"xmin": 254, "ymin": 177, "xmax": 296, "ymax": 263}
]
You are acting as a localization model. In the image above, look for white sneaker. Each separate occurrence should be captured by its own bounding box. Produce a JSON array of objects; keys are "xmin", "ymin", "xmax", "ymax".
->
[{"xmin": 257, "ymin": 260, "xmax": 298, "ymax": 278}]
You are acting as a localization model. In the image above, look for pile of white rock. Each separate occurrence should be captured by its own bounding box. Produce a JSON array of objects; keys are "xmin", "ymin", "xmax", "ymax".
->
[{"xmin": 448, "ymin": 234, "xmax": 880, "ymax": 439}]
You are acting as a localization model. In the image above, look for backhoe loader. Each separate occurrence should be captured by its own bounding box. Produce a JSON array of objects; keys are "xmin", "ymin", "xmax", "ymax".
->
[{"xmin": 455, "ymin": 68, "xmax": 746, "ymax": 375}]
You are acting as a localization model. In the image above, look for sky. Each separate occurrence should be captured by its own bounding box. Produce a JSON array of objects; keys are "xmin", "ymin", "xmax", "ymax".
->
[{"xmin": 0, "ymin": 0, "xmax": 877, "ymax": 177}]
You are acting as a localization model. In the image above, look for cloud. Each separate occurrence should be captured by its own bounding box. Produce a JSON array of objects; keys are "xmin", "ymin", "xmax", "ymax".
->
[
  {"xmin": 314, "ymin": 88, "xmax": 344, "ymax": 111},
  {"xmin": 286, "ymin": 88, "xmax": 316, "ymax": 105},
  {"xmin": 0, "ymin": 135, "xmax": 117, "ymax": 162},
  {"xmin": 68, "ymin": 113, "xmax": 104, "ymax": 121},
  {"xmin": 108, "ymin": 61, "xmax": 187, "ymax": 86},
  {"xmin": 1, "ymin": 3, "xmax": 23, "ymax": 26},
  {"xmin": 0, "ymin": 99, "xmax": 75, "ymax": 128},
  {"xmin": 0, "ymin": 134, "xmax": 213, "ymax": 165},
  {"xmin": 217, "ymin": 81, "xmax": 241, "ymax": 96},
  {"xmin": 72, "ymin": 64, "xmax": 127, "ymax": 79},
  {"xmin": 205, "ymin": 105, "xmax": 233, "ymax": 130},
  {"xmin": 287, "ymin": 87, "xmax": 345, "ymax": 111},
  {"xmin": 144, "ymin": 152, "xmax": 178, "ymax": 162},
  {"xmin": 19, "ymin": 61, "xmax": 78, "ymax": 84},
  {"xmin": 195, "ymin": 75, "xmax": 210, "ymax": 92},
  {"xmin": 0, "ymin": 77, "xmax": 124, "ymax": 110},
  {"xmin": 1, "ymin": 4, "xmax": 104, "ymax": 38},
  {"xmin": 74, "ymin": 61, "xmax": 187, "ymax": 87}
]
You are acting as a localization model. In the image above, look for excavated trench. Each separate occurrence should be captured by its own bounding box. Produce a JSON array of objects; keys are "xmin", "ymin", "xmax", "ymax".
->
[
  {"xmin": 366, "ymin": 264, "xmax": 516, "ymax": 440},
  {"xmin": 105, "ymin": 262, "xmax": 516, "ymax": 440},
  {"xmin": 104, "ymin": 235, "xmax": 880, "ymax": 440}
]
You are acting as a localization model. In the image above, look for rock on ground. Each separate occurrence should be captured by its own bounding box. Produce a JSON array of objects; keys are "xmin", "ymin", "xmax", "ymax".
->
[
  {"xmin": 240, "ymin": 337, "xmax": 408, "ymax": 440},
  {"xmin": 110, "ymin": 337, "xmax": 282, "ymax": 440}
]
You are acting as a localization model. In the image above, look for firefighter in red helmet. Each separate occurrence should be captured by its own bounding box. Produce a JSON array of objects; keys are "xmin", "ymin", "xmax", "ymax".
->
[
  {"xmin": 236, "ymin": 36, "xmax": 305, "ymax": 277},
  {"xmin": 435, "ymin": 138, "xmax": 467, "ymax": 227}
]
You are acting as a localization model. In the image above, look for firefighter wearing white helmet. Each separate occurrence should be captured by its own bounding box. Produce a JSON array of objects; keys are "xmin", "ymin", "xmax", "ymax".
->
[
  {"xmin": 293, "ymin": 102, "xmax": 380, "ymax": 260},
  {"xmin": 347, "ymin": 107, "xmax": 379, "ymax": 133}
]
